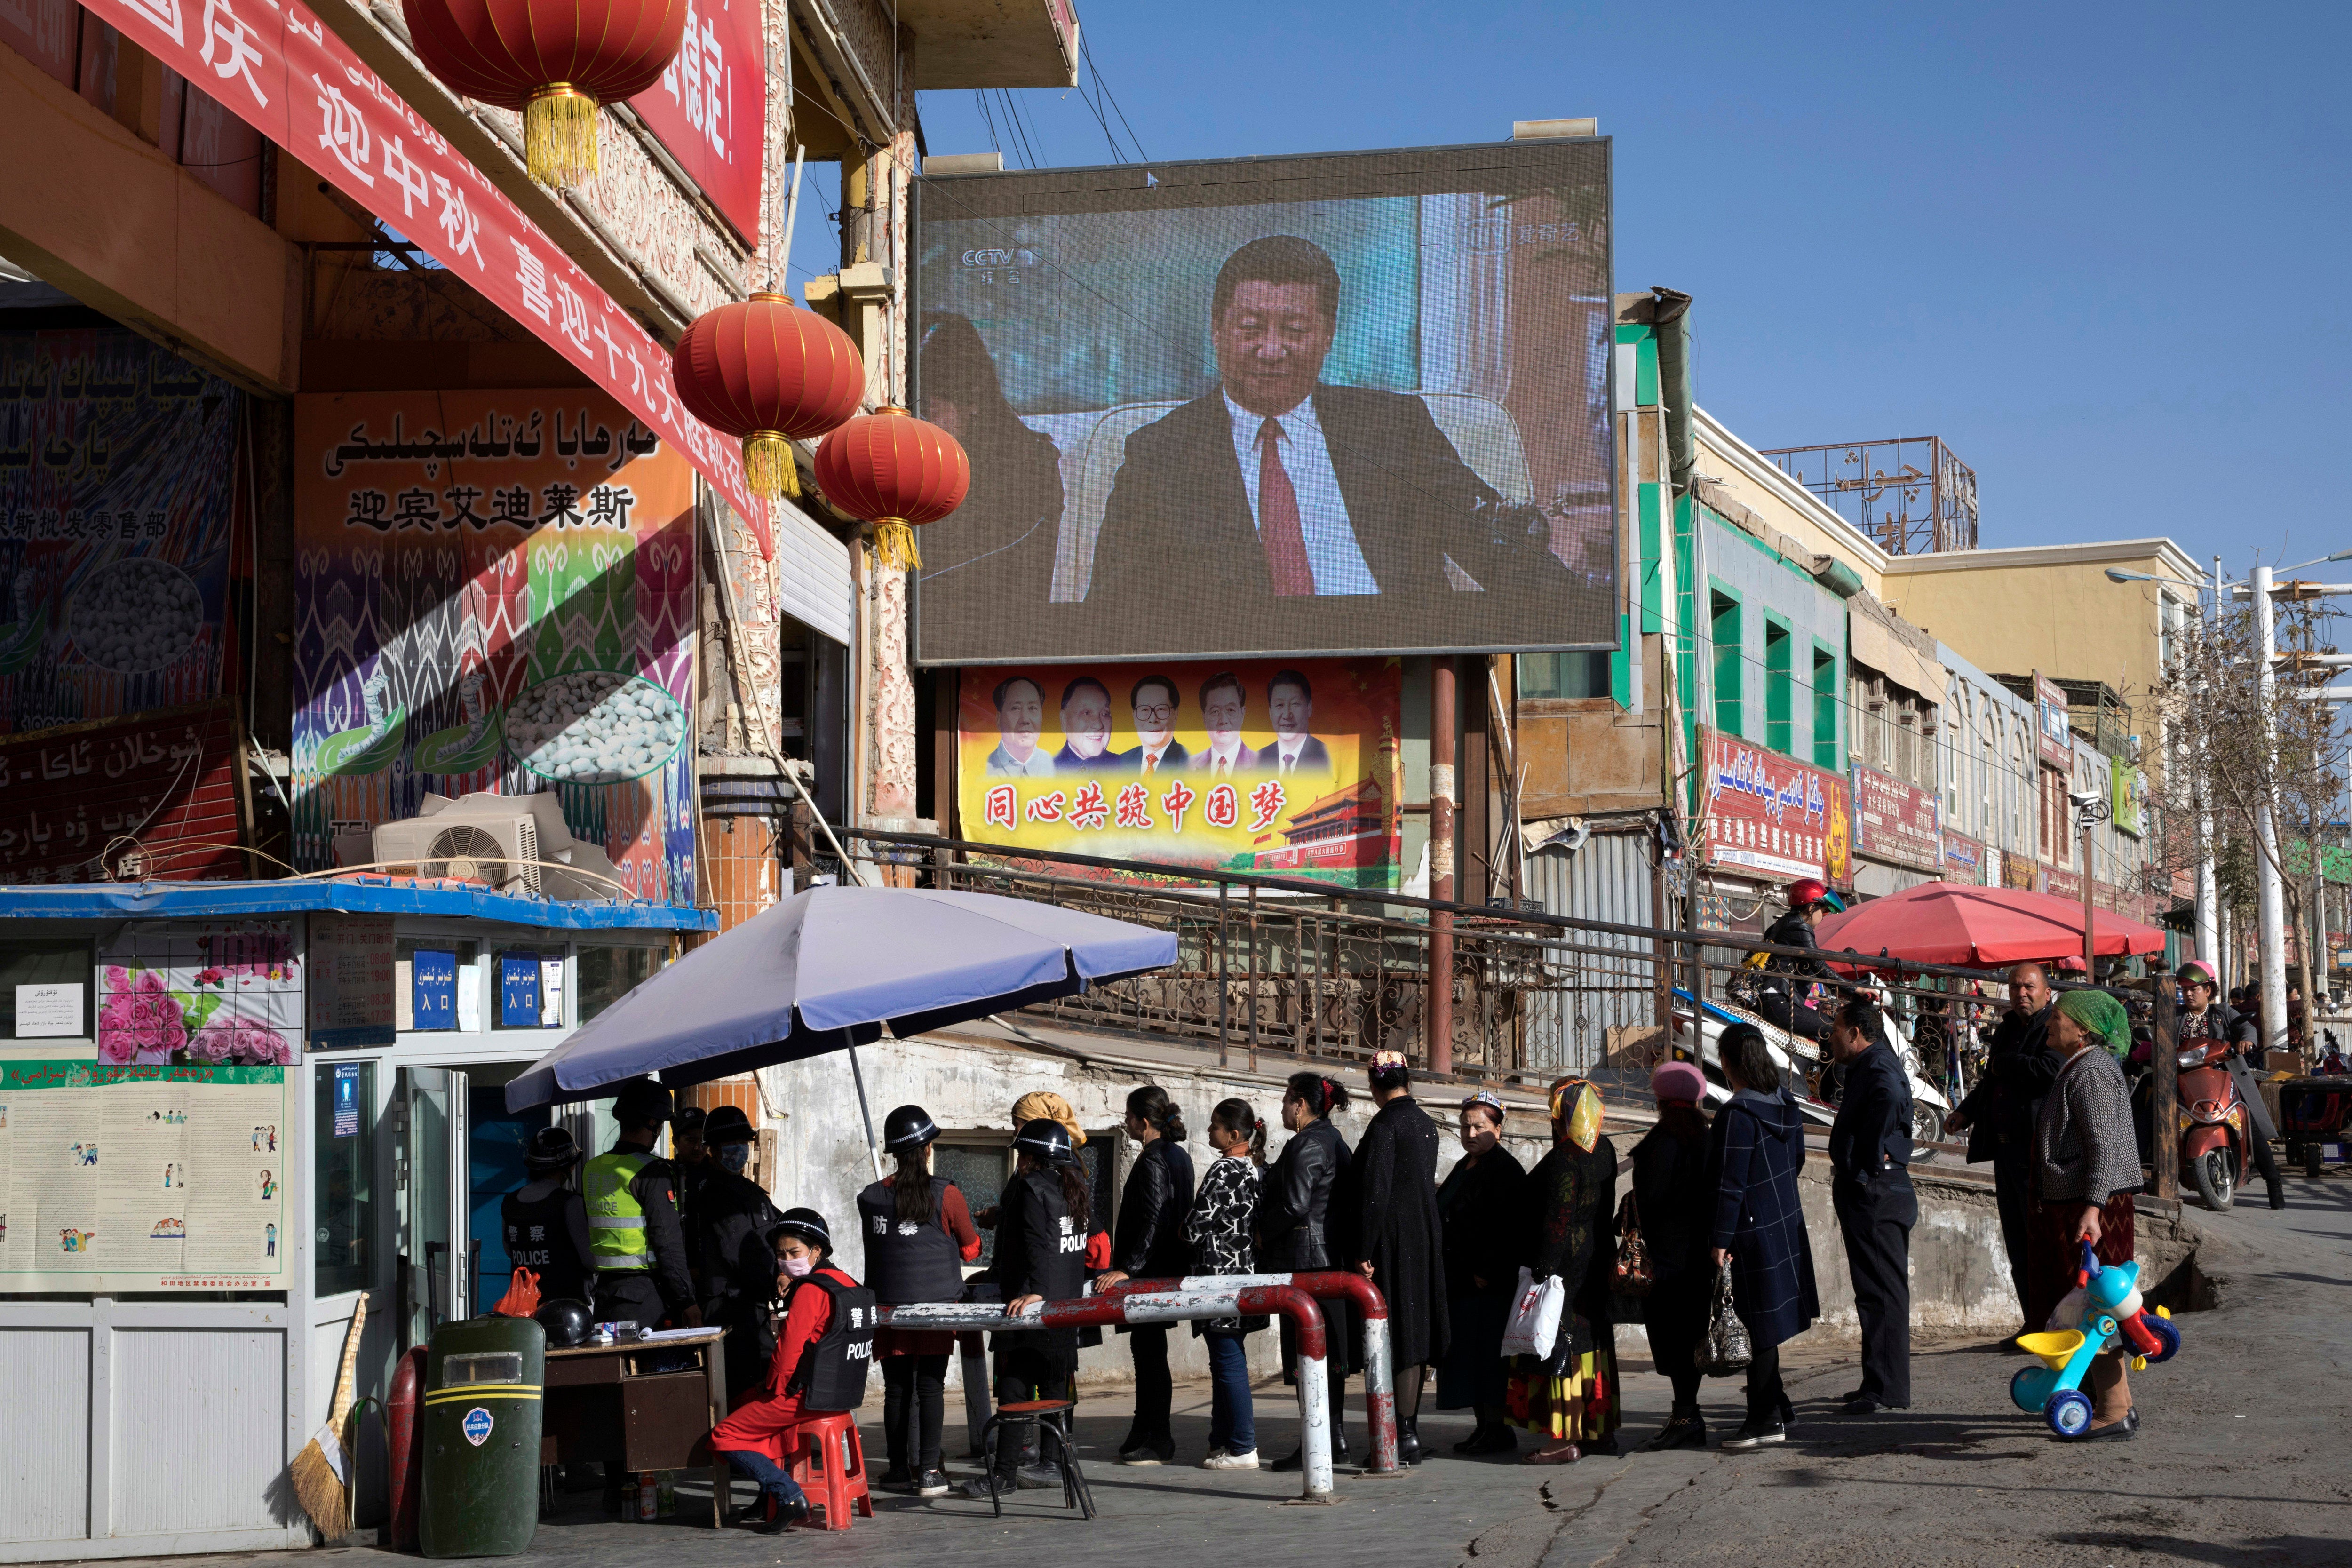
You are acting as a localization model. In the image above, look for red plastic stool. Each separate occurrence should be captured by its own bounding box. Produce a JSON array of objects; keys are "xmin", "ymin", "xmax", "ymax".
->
[{"xmin": 786, "ymin": 1414, "xmax": 874, "ymax": 1531}]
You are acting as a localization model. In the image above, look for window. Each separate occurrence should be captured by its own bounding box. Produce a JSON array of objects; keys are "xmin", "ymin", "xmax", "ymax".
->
[
  {"xmin": 1710, "ymin": 591, "xmax": 1742, "ymax": 737},
  {"xmin": 1764, "ymin": 620, "xmax": 1792, "ymax": 755},
  {"xmin": 1812, "ymin": 647, "xmax": 1838, "ymax": 770},
  {"xmin": 396, "ymin": 938, "xmax": 479, "ymax": 1032},
  {"xmin": 1, "ymin": 939, "xmax": 94, "ymax": 1039},
  {"xmin": 315, "ymin": 1060, "xmax": 376, "ymax": 1296},
  {"xmin": 578, "ymin": 946, "xmax": 663, "ymax": 1022},
  {"xmin": 1517, "ymin": 651, "xmax": 1612, "ymax": 700},
  {"xmin": 494, "ymin": 948, "xmax": 560, "ymax": 1029},
  {"xmin": 933, "ymin": 1141, "xmax": 1010, "ymax": 1269}
]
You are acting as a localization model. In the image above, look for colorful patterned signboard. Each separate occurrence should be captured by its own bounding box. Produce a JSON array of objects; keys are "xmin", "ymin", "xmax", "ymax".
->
[
  {"xmin": 0, "ymin": 1059, "xmax": 291, "ymax": 1291},
  {"xmin": 1851, "ymin": 762, "xmax": 1942, "ymax": 872},
  {"xmin": 1696, "ymin": 727, "xmax": 1852, "ymax": 886},
  {"xmin": 955, "ymin": 659, "xmax": 1402, "ymax": 887},
  {"xmin": 292, "ymin": 390, "xmax": 698, "ymax": 906}
]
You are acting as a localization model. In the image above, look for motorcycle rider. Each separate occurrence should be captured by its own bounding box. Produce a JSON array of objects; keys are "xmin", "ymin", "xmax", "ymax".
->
[
  {"xmin": 692, "ymin": 1106, "xmax": 783, "ymax": 1398},
  {"xmin": 2175, "ymin": 960, "xmax": 2285, "ymax": 1210},
  {"xmin": 1753, "ymin": 878, "xmax": 1844, "ymax": 1043}
]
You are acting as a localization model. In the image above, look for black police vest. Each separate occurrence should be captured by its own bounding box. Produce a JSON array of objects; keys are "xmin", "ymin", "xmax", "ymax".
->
[
  {"xmin": 783, "ymin": 1273, "xmax": 876, "ymax": 1411},
  {"xmin": 855, "ymin": 1177, "xmax": 966, "ymax": 1306},
  {"xmin": 501, "ymin": 1187, "xmax": 590, "ymax": 1303},
  {"xmin": 1011, "ymin": 1168, "xmax": 1088, "ymax": 1304}
]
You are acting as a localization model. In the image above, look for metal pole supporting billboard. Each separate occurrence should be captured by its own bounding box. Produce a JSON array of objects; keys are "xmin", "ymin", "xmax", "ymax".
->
[{"xmin": 1429, "ymin": 658, "xmax": 1457, "ymax": 1075}]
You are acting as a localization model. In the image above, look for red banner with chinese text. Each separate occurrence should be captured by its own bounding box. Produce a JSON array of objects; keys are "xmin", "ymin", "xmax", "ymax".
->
[
  {"xmin": 1851, "ymin": 762, "xmax": 1941, "ymax": 872},
  {"xmin": 628, "ymin": 0, "xmax": 763, "ymax": 241},
  {"xmin": 73, "ymin": 0, "xmax": 770, "ymax": 552},
  {"xmin": 955, "ymin": 659, "xmax": 1402, "ymax": 888},
  {"xmin": 1695, "ymin": 726, "xmax": 1851, "ymax": 887}
]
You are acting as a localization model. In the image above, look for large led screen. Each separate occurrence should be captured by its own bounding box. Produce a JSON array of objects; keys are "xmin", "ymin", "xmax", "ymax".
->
[{"xmin": 912, "ymin": 139, "xmax": 1615, "ymax": 665}]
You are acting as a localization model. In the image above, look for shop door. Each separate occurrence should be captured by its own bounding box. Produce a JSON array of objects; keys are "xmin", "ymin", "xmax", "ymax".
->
[
  {"xmin": 394, "ymin": 1067, "xmax": 470, "ymax": 1348},
  {"xmin": 467, "ymin": 1088, "xmax": 550, "ymax": 1315}
]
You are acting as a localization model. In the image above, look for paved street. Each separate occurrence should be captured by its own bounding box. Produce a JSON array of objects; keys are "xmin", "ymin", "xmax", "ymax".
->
[{"xmin": 124, "ymin": 1170, "xmax": 2350, "ymax": 1568}]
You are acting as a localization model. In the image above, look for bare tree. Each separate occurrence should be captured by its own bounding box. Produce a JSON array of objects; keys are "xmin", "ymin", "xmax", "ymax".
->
[{"xmin": 2148, "ymin": 598, "xmax": 2350, "ymax": 1021}]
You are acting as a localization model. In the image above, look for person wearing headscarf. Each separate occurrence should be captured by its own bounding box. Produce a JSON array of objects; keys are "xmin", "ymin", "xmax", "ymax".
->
[
  {"xmin": 1436, "ymin": 1089, "xmax": 1526, "ymax": 1455},
  {"xmin": 2026, "ymin": 988, "xmax": 2146, "ymax": 1439},
  {"xmin": 1709, "ymin": 1024, "xmax": 1820, "ymax": 1451},
  {"xmin": 1507, "ymin": 1076, "xmax": 1618, "ymax": 1464},
  {"xmin": 1629, "ymin": 1061, "xmax": 1715, "ymax": 1451},
  {"xmin": 1352, "ymin": 1050, "xmax": 1448, "ymax": 1464}
]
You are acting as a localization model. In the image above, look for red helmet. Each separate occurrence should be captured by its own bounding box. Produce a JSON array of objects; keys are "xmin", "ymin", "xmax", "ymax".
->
[{"xmin": 1787, "ymin": 877, "xmax": 1829, "ymax": 910}]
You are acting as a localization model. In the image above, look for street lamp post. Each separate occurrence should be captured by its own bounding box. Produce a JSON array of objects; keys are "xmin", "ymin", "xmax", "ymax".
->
[{"xmin": 2074, "ymin": 789, "xmax": 2112, "ymax": 976}]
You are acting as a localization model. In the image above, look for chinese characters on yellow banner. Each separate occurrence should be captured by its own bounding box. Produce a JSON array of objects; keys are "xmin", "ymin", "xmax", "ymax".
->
[{"xmin": 956, "ymin": 659, "xmax": 1402, "ymax": 887}]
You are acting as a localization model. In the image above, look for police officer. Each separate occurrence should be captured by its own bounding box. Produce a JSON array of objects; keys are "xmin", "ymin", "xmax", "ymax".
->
[
  {"xmin": 585, "ymin": 1079, "xmax": 699, "ymax": 1334},
  {"xmin": 858, "ymin": 1105, "xmax": 983, "ymax": 1495},
  {"xmin": 1825, "ymin": 994, "xmax": 1915, "ymax": 1415},
  {"xmin": 958, "ymin": 1119, "xmax": 1092, "ymax": 1499},
  {"xmin": 693, "ymin": 1105, "xmax": 781, "ymax": 1398},
  {"xmin": 501, "ymin": 1125, "xmax": 596, "ymax": 1306}
]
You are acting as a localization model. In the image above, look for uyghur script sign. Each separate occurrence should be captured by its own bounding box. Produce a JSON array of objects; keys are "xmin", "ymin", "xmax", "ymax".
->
[
  {"xmin": 0, "ymin": 701, "xmax": 243, "ymax": 883},
  {"xmin": 75, "ymin": 0, "xmax": 770, "ymax": 553},
  {"xmin": 1697, "ymin": 726, "xmax": 1851, "ymax": 885},
  {"xmin": 1850, "ymin": 762, "xmax": 1941, "ymax": 872}
]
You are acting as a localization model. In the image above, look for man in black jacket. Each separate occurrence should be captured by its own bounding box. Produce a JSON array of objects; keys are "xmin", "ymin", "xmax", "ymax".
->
[
  {"xmin": 1946, "ymin": 963, "xmax": 2061, "ymax": 1337},
  {"xmin": 1084, "ymin": 235, "xmax": 1577, "ymax": 639},
  {"xmin": 691, "ymin": 1106, "xmax": 781, "ymax": 1398},
  {"xmin": 1827, "ymin": 995, "xmax": 1915, "ymax": 1414}
]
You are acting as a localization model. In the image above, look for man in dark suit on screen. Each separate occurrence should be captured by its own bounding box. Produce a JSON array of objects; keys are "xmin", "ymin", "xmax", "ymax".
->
[{"xmin": 1084, "ymin": 234, "xmax": 1572, "ymax": 606}]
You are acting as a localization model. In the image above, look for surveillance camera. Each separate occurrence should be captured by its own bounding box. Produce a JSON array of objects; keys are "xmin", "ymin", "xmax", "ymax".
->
[{"xmin": 2068, "ymin": 790, "xmax": 2100, "ymax": 808}]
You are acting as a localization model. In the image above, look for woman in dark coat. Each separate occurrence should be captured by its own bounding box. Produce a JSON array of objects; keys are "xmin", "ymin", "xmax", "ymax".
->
[
  {"xmin": 1095, "ymin": 1084, "xmax": 1196, "ymax": 1465},
  {"xmin": 1508, "ymin": 1076, "xmax": 1619, "ymax": 1464},
  {"xmin": 1353, "ymin": 1051, "xmax": 1449, "ymax": 1464},
  {"xmin": 1630, "ymin": 1061, "xmax": 1716, "ymax": 1451},
  {"xmin": 1709, "ymin": 1024, "xmax": 1820, "ymax": 1451},
  {"xmin": 1435, "ymin": 1089, "xmax": 1526, "ymax": 1455},
  {"xmin": 1257, "ymin": 1071, "xmax": 1357, "ymax": 1472}
]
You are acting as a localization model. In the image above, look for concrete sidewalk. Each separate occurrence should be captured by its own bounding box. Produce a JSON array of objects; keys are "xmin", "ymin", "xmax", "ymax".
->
[{"xmin": 103, "ymin": 1172, "xmax": 2352, "ymax": 1568}]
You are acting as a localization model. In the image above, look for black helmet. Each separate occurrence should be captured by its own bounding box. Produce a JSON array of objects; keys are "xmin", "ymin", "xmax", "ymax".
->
[
  {"xmin": 883, "ymin": 1104, "xmax": 939, "ymax": 1152},
  {"xmin": 612, "ymin": 1078, "xmax": 672, "ymax": 1129},
  {"xmin": 703, "ymin": 1105, "xmax": 755, "ymax": 1146},
  {"xmin": 523, "ymin": 1125, "xmax": 580, "ymax": 1174},
  {"xmin": 1013, "ymin": 1117, "xmax": 1075, "ymax": 1166},
  {"xmin": 534, "ymin": 1297, "xmax": 592, "ymax": 1348},
  {"xmin": 766, "ymin": 1207, "xmax": 831, "ymax": 1254}
]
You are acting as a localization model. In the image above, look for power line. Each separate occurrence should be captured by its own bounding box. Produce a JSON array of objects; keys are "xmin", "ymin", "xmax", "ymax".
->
[{"xmin": 1081, "ymin": 33, "xmax": 1151, "ymax": 163}]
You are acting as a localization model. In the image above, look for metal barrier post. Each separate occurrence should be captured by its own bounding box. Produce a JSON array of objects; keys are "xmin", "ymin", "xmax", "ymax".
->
[{"xmin": 957, "ymin": 1330, "xmax": 992, "ymax": 1457}]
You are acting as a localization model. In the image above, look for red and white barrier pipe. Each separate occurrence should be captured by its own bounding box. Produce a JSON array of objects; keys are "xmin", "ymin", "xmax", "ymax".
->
[
  {"xmin": 882, "ymin": 1283, "xmax": 1337, "ymax": 1502},
  {"xmin": 1099, "ymin": 1271, "xmax": 1398, "ymax": 1477}
]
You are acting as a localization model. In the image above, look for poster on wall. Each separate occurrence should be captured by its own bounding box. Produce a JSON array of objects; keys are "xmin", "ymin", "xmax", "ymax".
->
[
  {"xmin": 2034, "ymin": 672, "xmax": 2072, "ymax": 770},
  {"xmin": 913, "ymin": 140, "xmax": 1616, "ymax": 665},
  {"xmin": 0, "ymin": 328, "xmax": 241, "ymax": 736},
  {"xmin": 291, "ymin": 391, "xmax": 698, "ymax": 905},
  {"xmin": 1695, "ymin": 727, "xmax": 1851, "ymax": 886},
  {"xmin": 0, "ymin": 700, "xmax": 246, "ymax": 883},
  {"xmin": 308, "ymin": 914, "xmax": 394, "ymax": 1050},
  {"xmin": 1851, "ymin": 763, "xmax": 1941, "ymax": 872},
  {"xmin": 95, "ymin": 920, "xmax": 302, "ymax": 1066},
  {"xmin": 956, "ymin": 659, "xmax": 1402, "ymax": 887},
  {"xmin": 0, "ymin": 1060, "xmax": 291, "ymax": 1290}
]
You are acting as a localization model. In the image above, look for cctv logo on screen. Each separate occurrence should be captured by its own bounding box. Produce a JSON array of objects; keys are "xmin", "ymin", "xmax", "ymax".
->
[{"xmin": 960, "ymin": 249, "xmax": 1041, "ymax": 269}]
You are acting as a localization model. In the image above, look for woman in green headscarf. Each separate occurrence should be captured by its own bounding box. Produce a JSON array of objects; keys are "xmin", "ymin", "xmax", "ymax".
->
[
  {"xmin": 1506, "ymin": 1077, "xmax": 1619, "ymax": 1463},
  {"xmin": 2026, "ymin": 987, "xmax": 2145, "ymax": 1440}
]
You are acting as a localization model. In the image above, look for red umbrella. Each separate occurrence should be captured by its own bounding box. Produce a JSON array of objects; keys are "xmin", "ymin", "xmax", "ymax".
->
[{"xmin": 1812, "ymin": 882, "xmax": 2169, "ymax": 970}]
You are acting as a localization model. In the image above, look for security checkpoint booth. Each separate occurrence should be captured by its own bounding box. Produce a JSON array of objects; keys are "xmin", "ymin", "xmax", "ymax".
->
[{"xmin": 0, "ymin": 879, "xmax": 709, "ymax": 1561}]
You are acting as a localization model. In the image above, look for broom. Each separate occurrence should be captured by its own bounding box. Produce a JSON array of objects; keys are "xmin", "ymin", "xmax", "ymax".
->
[{"xmin": 291, "ymin": 1298, "xmax": 367, "ymax": 1539}]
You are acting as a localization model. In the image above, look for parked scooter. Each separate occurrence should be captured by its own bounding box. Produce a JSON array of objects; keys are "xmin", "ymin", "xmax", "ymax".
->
[
  {"xmin": 2175, "ymin": 1029, "xmax": 2250, "ymax": 1212},
  {"xmin": 1669, "ymin": 987, "xmax": 1950, "ymax": 1157}
]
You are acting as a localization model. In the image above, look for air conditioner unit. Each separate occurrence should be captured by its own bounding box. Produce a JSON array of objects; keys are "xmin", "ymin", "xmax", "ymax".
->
[{"xmin": 370, "ymin": 791, "xmax": 623, "ymax": 901}]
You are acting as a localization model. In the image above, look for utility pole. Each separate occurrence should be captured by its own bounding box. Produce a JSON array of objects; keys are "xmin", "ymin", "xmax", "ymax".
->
[
  {"xmin": 2252, "ymin": 563, "xmax": 2290, "ymax": 1051},
  {"xmin": 2196, "ymin": 554, "xmax": 2222, "ymax": 969}
]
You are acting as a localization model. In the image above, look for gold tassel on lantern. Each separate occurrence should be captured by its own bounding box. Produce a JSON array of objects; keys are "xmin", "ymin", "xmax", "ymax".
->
[
  {"xmin": 871, "ymin": 519, "xmax": 921, "ymax": 571},
  {"xmin": 742, "ymin": 431, "xmax": 798, "ymax": 500},
  {"xmin": 524, "ymin": 85, "xmax": 598, "ymax": 189}
]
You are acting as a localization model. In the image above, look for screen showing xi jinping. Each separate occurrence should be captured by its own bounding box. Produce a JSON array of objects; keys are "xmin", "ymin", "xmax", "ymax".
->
[{"xmin": 911, "ymin": 138, "xmax": 1616, "ymax": 666}]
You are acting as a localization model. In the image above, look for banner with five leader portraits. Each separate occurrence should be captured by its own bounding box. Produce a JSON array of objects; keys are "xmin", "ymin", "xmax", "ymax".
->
[
  {"xmin": 912, "ymin": 138, "xmax": 1616, "ymax": 666},
  {"xmin": 956, "ymin": 658, "xmax": 1403, "ymax": 889}
]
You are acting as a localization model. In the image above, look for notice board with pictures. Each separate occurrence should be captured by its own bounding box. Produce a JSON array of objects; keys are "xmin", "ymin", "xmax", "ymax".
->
[{"xmin": 0, "ymin": 1060, "xmax": 291, "ymax": 1291}]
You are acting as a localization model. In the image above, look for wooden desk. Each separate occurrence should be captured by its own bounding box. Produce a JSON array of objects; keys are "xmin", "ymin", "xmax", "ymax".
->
[{"xmin": 542, "ymin": 1330, "xmax": 730, "ymax": 1528}]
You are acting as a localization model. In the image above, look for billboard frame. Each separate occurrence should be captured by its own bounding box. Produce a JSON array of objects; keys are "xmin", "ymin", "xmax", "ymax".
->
[{"xmin": 908, "ymin": 134, "xmax": 1617, "ymax": 668}]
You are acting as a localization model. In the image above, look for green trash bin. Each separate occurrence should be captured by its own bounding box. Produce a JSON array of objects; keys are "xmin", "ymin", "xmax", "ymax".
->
[{"xmin": 420, "ymin": 1315, "xmax": 546, "ymax": 1557}]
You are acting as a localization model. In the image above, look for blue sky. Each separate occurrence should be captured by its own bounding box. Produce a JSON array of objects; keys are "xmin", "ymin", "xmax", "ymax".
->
[{"xmin": 790, "ymin": 0, "xmax": 2349, "ymax": 579}]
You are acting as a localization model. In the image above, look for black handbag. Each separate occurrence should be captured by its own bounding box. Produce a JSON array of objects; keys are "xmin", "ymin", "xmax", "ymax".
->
[{"xmin": 1697, "ymin": 1259, "xmax": 1753, "ymax": 1376}]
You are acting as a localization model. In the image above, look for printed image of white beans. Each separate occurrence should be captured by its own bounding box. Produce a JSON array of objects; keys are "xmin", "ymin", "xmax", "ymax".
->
[
  {"xmin": 502, "ymin": 669, "xmax": 684, "ymax": 785},
  {"xmin": 70, "ymin": 557, "xmax": 204, "ymax": 674}
]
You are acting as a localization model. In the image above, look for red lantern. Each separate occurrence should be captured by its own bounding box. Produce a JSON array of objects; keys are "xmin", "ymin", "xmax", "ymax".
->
[
  {"xmin": 812, "ymin": 408, "xmax": 970, "ymax": 571},
  {"xmin": 671, "ymin": 293, "xmax": 865, "ymax": 501},
  {"xmin": 402, "ymin": 0, "xmax": 687, "ymax": 188}
]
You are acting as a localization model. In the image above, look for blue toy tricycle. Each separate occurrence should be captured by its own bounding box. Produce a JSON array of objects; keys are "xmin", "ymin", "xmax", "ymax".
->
[{"xmin": 2009, "ymin": 1241, "xmax": 2183, "ymax": 1438}]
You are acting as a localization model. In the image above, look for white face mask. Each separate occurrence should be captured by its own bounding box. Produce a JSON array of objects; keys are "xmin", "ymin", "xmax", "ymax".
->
[
  {"xmin": 717, "ymin": 1143, "xmax": 751, "ymax": 1174},
  {"xmin": 780, "ymin": 1254, "xmax": 814, "ymax": 1278}
]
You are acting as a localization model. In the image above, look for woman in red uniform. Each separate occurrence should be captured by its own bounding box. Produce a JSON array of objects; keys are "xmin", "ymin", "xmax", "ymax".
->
[{"xmin": 709, "ymin": 1208, "xmax": 861, "ymax": 1532}]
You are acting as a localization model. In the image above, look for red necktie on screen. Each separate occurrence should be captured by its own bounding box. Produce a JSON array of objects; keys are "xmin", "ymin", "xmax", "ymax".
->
[{"xmin": 1256, "ymin": 418, "xmax": 1317, "ymax": 596}]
